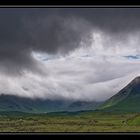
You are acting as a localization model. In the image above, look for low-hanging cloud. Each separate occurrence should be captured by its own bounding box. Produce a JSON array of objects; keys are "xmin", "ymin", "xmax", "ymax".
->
[
  {"xmin": 1, "ymin": 30, "xmax": 140, "ymax": 101},
  {"xmin": 0, "ymin": 8, "xmax": 140, "ymax": 101}
]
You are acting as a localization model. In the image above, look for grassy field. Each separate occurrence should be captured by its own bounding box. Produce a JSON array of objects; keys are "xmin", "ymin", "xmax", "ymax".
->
[{"xmin": 0, "ymin": 111, "xmax": 140, "ymax": 132}]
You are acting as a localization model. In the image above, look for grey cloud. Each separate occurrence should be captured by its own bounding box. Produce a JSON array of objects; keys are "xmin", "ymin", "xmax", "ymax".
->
[
  {"xmin": 0, "ymin": 8, "xmax": 93, "ymax": 74},
  {"xmin": 61, "ymin": 8, "xmax": 140, "ymax": 33},
  {"xmin": 0, "ymin": 8, "xmax": 140, "ymax": 75},
  {"xmin": 26, "ymin": 15, "xmax": 92, "ymax": 54}
]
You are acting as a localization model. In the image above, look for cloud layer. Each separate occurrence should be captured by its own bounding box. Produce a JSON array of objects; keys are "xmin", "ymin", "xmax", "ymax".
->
[
  {"xmin": 0, "ymin": 8, "xmax": 140, "ymax": 101},
  {"xmin": 0, "ymin": 29, "xmax": 140, "ymax": 101}
]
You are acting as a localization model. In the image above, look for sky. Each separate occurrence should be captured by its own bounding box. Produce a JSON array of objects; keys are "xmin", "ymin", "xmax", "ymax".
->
[{"xmin": 0, "ymin": 8, "xmax": 140, "ymax": 101}]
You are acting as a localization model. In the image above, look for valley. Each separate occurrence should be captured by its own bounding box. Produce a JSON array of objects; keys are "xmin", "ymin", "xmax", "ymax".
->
[{"xmin": 0, "ymin": 111, "xmax": 140, "ymax": 132}]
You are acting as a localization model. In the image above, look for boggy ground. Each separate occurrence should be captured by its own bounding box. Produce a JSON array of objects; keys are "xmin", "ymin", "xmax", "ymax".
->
[{"xmin": 0, "ymin": 111, "xmax": 139, "ymax": 132}]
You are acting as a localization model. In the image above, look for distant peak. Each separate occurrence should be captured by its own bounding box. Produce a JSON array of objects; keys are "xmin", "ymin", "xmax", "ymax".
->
[{"xmin": 132, "ymin": 76, "xmax": 140, "ymax": 83}]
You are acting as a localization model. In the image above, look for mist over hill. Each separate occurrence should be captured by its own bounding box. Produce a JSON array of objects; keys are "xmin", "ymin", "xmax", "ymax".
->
[{"xmin": 0, "ymin": 94, "xmax": 102, "ymax": 113}]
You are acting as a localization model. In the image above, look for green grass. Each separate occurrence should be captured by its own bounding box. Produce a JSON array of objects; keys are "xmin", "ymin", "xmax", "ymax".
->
[{"xmin": 0, "ymin": 111, "xmax": 139, "ymax": 132}]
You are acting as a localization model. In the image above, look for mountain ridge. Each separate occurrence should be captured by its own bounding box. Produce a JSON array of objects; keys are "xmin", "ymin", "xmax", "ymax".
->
[
  {"xmin": 0, "ymin": 94, "xmax": 101, "ymax": 113},
  {"xmin": 100, "ymin": 76, "xmax": 140, "ymax": 112}
]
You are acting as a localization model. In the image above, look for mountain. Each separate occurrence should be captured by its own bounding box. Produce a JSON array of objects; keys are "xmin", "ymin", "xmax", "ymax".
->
[
  {"xmin": 67, "ymin": 101, "xmax": 101, "ymax": 112},
  {"xmin": 0, "ymin": 94, "xmax": 101, "ymax": 113},
  {"xmin": 100, "ymin": 76, "xmax": 140, "ymax": 112}
]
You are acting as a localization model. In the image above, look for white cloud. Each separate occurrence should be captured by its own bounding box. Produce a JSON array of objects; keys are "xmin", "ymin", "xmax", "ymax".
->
[{"xmin": 0, "ymin": 30, "xmax": 140, "ymax": 101}]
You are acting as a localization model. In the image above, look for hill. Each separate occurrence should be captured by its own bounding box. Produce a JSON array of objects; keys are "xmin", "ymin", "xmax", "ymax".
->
[
  {"xmin": 0, "ymin": 94, "xmax": 101, "ymax": 113},
  {"xmin": 100, "ymin": 76, "xmax": 140, "ymax": 113}
]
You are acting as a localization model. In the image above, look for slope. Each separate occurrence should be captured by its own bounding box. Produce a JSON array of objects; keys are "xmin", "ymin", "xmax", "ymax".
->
[{"xmin": 100, "ymin": 76, "xmax": 140, "ymax": 112}]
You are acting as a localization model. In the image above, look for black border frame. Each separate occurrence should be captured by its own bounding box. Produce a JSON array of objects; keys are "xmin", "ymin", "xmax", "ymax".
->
[{"xmin": 0, "ymin": 0, "xmax": 140, "ymax": 136}]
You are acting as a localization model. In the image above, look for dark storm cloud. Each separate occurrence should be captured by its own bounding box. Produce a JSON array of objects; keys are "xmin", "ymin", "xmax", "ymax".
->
[
  {"xmin": 61, "ymin": 8, "xmax": 140, "ymax": 33},
  {"xmin": 26, "ymin": 14, "xmax": 92, "ymax": 54},
  {"xmin": 0, "ymin": 8, "xmax": 93, "ymax": 74},
  {"xmin": 1, "ymin": 8, "xmax": 140, "ymax": 74}
]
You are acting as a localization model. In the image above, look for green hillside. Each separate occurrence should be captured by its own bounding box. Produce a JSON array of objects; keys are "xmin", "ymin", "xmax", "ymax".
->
[
  {"xmin": 0, "ymin": 94, "xmax": 101, "ymax": 113},
  {"xmin": 100, "ymin": 76, "xmax": 140, "ymax": 113}
]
